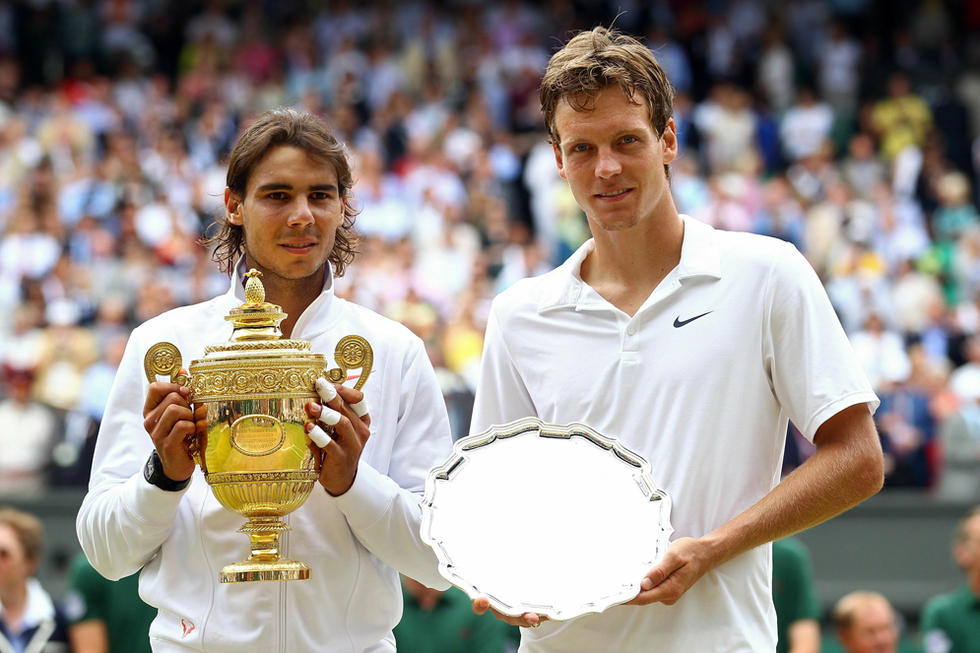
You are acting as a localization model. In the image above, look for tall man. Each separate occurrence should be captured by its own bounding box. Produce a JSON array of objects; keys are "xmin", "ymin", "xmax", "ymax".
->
[
  {"xmin": 471, "ymin": 27, "xmax": 884, "ymax": 651},
  {"xmin": 77, "ymin": 108, "xmax": 452, "ymax": 652}
]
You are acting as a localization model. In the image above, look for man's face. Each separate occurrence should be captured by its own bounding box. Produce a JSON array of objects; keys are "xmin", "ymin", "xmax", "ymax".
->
[
  {"xmin": 955, "ymin": 514, "xmax": 980, "ymax": 590},
  {"xmin": 0, "ymin": 524, "xmax": 33, "ymax": 592},
  {"xmin": 553, "ymin": 85, "xmax": 677, "ymax": 236},
  {"xmin": 225, "ymin": 145, "xmax": 345, "ymax": 284},
  {"xmin": 840, "ymin": 600, "xmax": 899, "ymax": 653}
]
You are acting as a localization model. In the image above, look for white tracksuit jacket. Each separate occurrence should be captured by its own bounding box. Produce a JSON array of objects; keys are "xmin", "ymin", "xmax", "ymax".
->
[{"xmin": 77, "ymin": 267, "xmax": 452, "ymax": 653}]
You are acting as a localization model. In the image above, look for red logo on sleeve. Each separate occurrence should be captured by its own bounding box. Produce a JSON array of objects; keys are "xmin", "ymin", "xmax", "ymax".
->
[{"xmin": 181, "ymin": 619, "xmax": 195, "ymax": 639}]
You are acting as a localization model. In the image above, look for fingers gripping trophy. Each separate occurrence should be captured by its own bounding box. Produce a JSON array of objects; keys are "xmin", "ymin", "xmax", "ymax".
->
[{"xmin": 144, "ymin": 269, "xmax": 372, "ymax": 583}]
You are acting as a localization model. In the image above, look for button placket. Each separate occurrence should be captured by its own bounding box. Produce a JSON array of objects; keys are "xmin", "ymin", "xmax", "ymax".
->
[{"xmin": 622, "ymin": 316, "xmax": 640, "ymax": 361}]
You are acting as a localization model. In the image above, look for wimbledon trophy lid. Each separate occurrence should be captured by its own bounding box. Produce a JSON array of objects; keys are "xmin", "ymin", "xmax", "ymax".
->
[{"xmin": 188, "ymin": 269, "xmax": 327, "ymax": 402}]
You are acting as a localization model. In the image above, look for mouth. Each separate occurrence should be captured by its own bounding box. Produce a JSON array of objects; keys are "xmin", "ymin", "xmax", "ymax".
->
[
  {"xmin": 280, "ymin": 241, "xmax": 319, "ymax": 254},
  {"xmin": 595, "ymin": 188, "xmax": 632, "ymax": 199}
]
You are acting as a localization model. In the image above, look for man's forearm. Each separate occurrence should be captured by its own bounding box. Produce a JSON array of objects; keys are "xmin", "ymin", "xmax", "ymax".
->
[
  {"xmin": 699, "ymin": 403, "xmax": 883, "ymax": 571},
  {"xmin": 631, "ymin": 403, "xmax": 882, "ymax": 606}
]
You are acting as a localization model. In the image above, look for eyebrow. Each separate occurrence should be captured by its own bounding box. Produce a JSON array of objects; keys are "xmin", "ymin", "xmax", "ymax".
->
[{"xmin": 254, "ymin": 183, "xmax": 339, "ymax": 193}]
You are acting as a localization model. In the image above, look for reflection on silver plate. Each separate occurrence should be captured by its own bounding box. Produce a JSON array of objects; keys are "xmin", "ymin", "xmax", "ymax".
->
[{"xmin": 421, "ymin": 417, "xmax": 673, "ymax": 622}]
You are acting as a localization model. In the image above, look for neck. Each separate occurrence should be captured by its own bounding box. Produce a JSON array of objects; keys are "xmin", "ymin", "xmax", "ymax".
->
[
  {"xmin": 0, "ymin": 583, "xmax": 27, "ymax": 630},
  {"xmin": 243, "ymin": 262, "xmax": 327, "ymax": 339},
  {"xmin": 581, "ymin": 213, "xmax": 685, "ymax": 317}
]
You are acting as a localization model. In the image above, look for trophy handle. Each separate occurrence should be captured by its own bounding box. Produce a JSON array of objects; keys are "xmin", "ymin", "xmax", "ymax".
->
[
  {"xmin": 144, "ymin": 342, "xmax": 201, "ymax": 466},
  {"xmin": 144, "ymin": 342, "xmax": 190, "ymax": 386},
  {"xmin": 325, "ymin": 335, "xmax": 374, "ymax": 391}
]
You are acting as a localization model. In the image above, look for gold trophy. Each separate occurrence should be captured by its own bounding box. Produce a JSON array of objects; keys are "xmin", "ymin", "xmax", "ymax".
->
[{"xmin": 143, "ymin": 269, "xmax": 372, "ymax": 583}]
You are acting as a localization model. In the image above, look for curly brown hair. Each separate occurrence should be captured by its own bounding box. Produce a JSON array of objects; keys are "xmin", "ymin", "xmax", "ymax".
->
[
  {"xmin": 202, "ymin": 108, "xmax": 359, "ymax": 276},
  {"xmin": 540, "ymin": 27, "xmax": 675, "ymax": 179}
]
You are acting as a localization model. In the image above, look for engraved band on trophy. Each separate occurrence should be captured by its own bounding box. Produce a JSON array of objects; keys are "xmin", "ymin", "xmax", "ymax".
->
[{"xmin": 144, "ymin": 269, "xmax": 372, "ymax": 583}]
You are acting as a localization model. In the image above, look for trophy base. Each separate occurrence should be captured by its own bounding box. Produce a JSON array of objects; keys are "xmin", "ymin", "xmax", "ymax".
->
[{"xmin": 220, "ymin": 559, "xmax": 311, "ymax": 583}]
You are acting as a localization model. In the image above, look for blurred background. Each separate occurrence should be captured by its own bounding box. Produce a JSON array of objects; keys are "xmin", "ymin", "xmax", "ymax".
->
[{"xmin": 0, "ymin": 0, "xmax": 979, "ymax": 651}]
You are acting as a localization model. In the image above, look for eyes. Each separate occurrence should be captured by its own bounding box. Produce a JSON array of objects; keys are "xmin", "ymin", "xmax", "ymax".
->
[
  {"xmin": 264, "ymin": 190, "xmax": 335, "ymax": 201},
  {"xmin": 568, "ymin": 135, "xmax": 641, "ymax": 154}
]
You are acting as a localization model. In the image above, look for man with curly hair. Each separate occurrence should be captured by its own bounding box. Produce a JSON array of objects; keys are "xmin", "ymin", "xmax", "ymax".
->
[{"xmin": 77, "ymin": 108, "xmax": 452, "ymax": 652}]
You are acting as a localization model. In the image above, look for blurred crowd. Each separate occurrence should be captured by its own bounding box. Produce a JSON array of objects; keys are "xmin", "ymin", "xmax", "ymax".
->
[{"xmin": 0, "ymin": 0, "xmax": 978, "ymax": 502}]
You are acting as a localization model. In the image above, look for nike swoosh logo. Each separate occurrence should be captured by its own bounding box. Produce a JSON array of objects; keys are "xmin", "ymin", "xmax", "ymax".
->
[{"xmin": 673, "ymin": 311, "xmax": 713, "ymax": 328}]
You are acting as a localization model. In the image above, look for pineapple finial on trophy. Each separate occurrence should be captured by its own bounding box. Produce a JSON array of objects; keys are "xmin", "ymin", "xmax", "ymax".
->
[
  {"xmin": 226, "ymin": 269, "xmax": 287, "ymax": 341},
  {"xmin": 244, "ymin": 269, "xmax": 265, "ymax": 305}
]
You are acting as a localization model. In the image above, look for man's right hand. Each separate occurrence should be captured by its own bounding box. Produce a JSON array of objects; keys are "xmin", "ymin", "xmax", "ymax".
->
[
  {"xmin": 472, "ymin": 596, "xmax": 547, "ymax": 628},
  {"xmin": 142, "ymin": 371, "xmax": 197, "ymax": 482}
]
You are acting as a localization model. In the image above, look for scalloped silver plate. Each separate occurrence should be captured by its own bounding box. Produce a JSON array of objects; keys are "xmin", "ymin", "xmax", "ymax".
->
[{"xmin": 421, "ymin": 418, "xmax": 673, "ymax": 621}]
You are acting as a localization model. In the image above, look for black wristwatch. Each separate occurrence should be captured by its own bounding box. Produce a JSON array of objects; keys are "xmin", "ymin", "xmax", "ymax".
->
[{"xmin": 144, "ymin": 451, "xmax": 191, "ymax": 492}]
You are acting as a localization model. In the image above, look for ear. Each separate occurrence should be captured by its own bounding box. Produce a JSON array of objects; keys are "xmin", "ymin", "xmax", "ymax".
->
[
  {"xmin": 553, "ymin": 142, "xmax": 566, "ymax": 180},
  {"xmin": 661, "ymin": 118, "xmax": 678, "ymax": 165},
  {"xmin": 224, "ymin": 188, "xmax": 243, "ymax": 226}
]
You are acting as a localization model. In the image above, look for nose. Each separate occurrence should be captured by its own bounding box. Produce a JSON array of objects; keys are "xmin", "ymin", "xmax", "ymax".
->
[
  {"xmin": 595, "ymin": 146, "xmax": 622, "ymax": 179},
  {"xmin": 287, "ymin": 197, "xmax": 315, "ymax": 227}
]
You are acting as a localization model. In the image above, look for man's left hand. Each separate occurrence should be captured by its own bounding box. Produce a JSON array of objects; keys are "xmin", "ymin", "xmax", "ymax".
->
[
  {"xmin": 305, "ymin": 379, "xmax": 371, "ymax": 496},
  {"xmin": 625, "ymin": 537, "xmax": 713, "ymax": 606}
]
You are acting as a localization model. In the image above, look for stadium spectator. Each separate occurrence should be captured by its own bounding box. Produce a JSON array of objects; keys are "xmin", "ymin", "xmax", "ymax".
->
[
  {"xmin": 756, "ymin": 22, "xmax": 795, "ymax": 115},
  {"xmin": 772, "ymin": 537, "xmax": 821, "ymax": 653},
  {"xmin": 936, "ymin": 390, "xmax": 980, "ymax": 501},
  {"xmin": 833, "ymin": 591, "xmax": 900, "ymax": 653},
  {"xmin": 875, "ymin": 352, "xmax": 939, "ymax": 489},
  {"xmin": 872, "ymin": 72, "xmax": 934, "ymax": 163},
  {"xmin": 850, "ymin": 313, "xmax": 912, "ymax": 390},
  {"xmin": 393, "ymin": 577, "xmax": 508, "ymax": 653},
  {"xmin": 780, "ymin": 87, "xmax": 835, "ymax": 164},
  {"xmin": 949, "ymin": 336, "xmax": 980, "ymax": 404},
  {"xmin": 843, "ymin": 135, "xmax": 887, "ymax": 201},
  {"xmin": 921, "ymin": 506, "xmax": 980, "ymax": 653},
  {"xmin": 0, "ymin": 364, "xmax": 58, "ymax": 496},
  {"xmin": 64, "ymin": 552, "xmax": 154, "ymax": 653},
  {"xmin": 0, "ymin": 506, "xmax": 70, "ymax": 653},
  {"xmin": 817, "ymin": 19, "xmax": 862, "ymax": 115},
  {"xmin": 693, "ymin": 80, "xmax": 758, "ymax": 174}
]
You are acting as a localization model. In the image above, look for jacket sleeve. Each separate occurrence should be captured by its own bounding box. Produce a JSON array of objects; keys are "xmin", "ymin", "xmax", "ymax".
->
[
  {"xmin": 332, "ymin": 338, "xmax": 452, "ymax": 590},
  {"xmin": 75, "ymin": 326, "xmax": 189, "ymax": 581}
]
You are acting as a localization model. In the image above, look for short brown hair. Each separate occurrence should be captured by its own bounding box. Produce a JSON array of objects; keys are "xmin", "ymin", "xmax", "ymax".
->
[
  {"xmin": 540, "ymin": 27, "xmax": 674, "ymax": 178},
  {"xmin": 0, "ymin": 506, "xmax": 44, "ymax": 564},
  {"xmin": 203, "ymin": 108, "xmax": 359, "ymax": 276}
]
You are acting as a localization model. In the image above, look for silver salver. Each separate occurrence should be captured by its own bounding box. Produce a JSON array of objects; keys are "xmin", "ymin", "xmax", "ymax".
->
[{"xmin": 420, "ymin": 417, "xmax": 673, "ymax": 621}]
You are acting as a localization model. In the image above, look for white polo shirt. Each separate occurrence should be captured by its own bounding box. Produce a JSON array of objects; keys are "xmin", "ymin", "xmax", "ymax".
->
[{"xmin": 471, "ymin": 215, "xmax": 878, "ymax": 652}]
